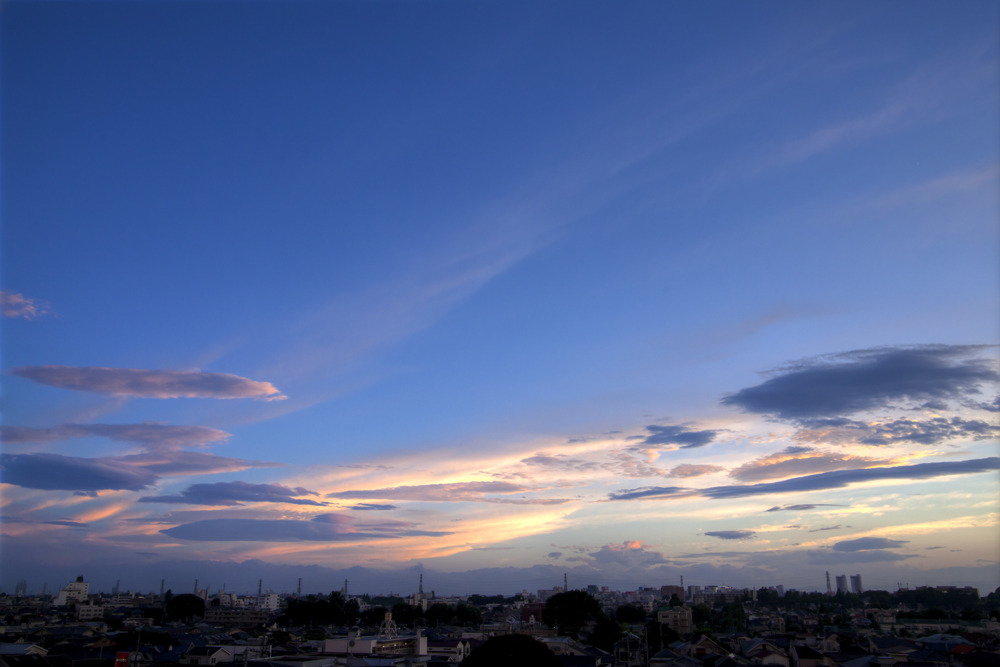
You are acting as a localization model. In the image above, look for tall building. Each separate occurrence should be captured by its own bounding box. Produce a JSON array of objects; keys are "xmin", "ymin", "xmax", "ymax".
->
[
  {"xmin": 835, "ymin": 574, "xmax": 848, "ymax": 594},
  {"xmin": 15, "ymin": 579, "xmax": 27, "ymax": 597},
  {"xmin": 850, "ymin": 574, "xmax": 863, "ymax": 594},
  {"xmin": 54, "ymin": 576, "xmax": 89, "ymax": 606}
]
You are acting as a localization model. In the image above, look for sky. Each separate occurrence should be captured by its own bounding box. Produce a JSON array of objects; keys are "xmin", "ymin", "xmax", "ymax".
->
[{"xmin": 1, "ymin": 1, "xmax": 999, "ymax": 598}]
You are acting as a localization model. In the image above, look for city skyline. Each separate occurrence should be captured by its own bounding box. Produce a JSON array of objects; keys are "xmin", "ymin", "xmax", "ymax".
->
[{"xmin": 2, "ymin": 2, "xmax": 999, "ymax": 597}]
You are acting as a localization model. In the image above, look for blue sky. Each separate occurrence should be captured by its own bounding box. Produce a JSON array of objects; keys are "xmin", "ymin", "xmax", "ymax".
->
[{"xmin": 2, "ymin": 1, "xmax": 999, "ymax": 596}]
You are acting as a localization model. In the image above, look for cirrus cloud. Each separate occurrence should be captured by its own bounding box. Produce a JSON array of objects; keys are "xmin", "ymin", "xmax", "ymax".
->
[{"xmin": 11, "ymin": 366, "xmax": 286, "ymax": 400}]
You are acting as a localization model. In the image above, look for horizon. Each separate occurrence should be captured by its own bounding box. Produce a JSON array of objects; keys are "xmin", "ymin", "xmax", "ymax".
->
[{"xmin": 2, "ymin": 2, "xmax": 999, "ymax": 598}]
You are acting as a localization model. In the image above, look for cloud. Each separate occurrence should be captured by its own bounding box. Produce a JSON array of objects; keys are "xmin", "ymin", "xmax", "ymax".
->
[
  {"xmin": 0, "ymin": 423, "xmax": 231, "ymax": 449},
  {"xmin": 608, "ymin": 458, "xmax": 1000, "ymax": 502},
  {"xmin": 832, "ymin": 537, "xmax": 908, "ymax": 552},
  {"xmin": 115, "ymin": 451, "xmax": 277, "ymax": 476},
  {"xmin": 808, "ymin": 525, "xmax": 846, "ymax": 532},
  {"xmin": 520, "ymin": 454, "xmax": 604, "ymax": 473},
  {"xmin": 0, "ymin": 290, "xmax": 52, "ymax": 319},
  {"xmin": 0, "ymin": 453, "xmax": 158, "ymax": 492},
  {"xmin": 703, "ymin": 457, "xmax": 1000, "ymax": 499},
  {"xmin": 139, "ymin": 481, "xmax": 327, "ymax": 506},
  {"xmin": 349, "ymin": 503, "xmax": 397, "ymax": 511},
  {"xmin": 548, "ymin": 552, "xmax": 562, "ymax": 559},
  {"xmin": 669, "ymin": 464, "xmax": 724, "ymax": 478},
  {"xmin": 728, "ymin": 446, "xmax": 888, "ymax": 482},
  {"xmin": 705, "ymin": 530, "xmax": 756, "ymax": 540},
  {"xmin": 721, "ymin": 345, "xmax": 998, "ymax": 420},
  {"xmin": 160, "ymin": 515, "xmax": 451, "ymax": 542},
  {"xmin": 766, "ymin": 504, "xmax": 844, "ymax": 512},
  {"xmin": 11, "ymin": 366, "xmax": 286, "ymax": 400},
  {"xmin": 328, "ymin": 481, "xmax": 539, "ymax": 502},
  {"xmin": 43, "ymin": 520, "xmax": 88, "ymax": 528},
  {"xmin": 638, "ymin": 424, "xmax": 722, "ymax": 449},
  {"xmin": 794, "ymin": 416, "xmax": 1000, "ymax": 446},
  {"xmin": 606, "ymin": 486, "xmax": 693, "ymax": 501},
  {"xmin": 589, "ymin": 541, "xmax": 669, "ymax": 568}
]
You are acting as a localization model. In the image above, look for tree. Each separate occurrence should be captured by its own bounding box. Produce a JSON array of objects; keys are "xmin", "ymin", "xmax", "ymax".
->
[
  {"xmin": 165, "ymin": 594, "xmax": 205, "ymax": 622},
  {"xmin": 616, "ymin": 604, "xmax": 646, "ymax": 623},
  {"xmin": 464, "ymin": 634, "xmax": 561, "ymax": 667},
  {"xmin": 542, "ymin": 591, "xmax": 602, "ymax": 637},
  {"xmin": 587, "ymin": 615, "xmax": 623, "ymax": 652},
  {"xmin": 455, "ymin": 603, "xmax": 482, "ymax": 627}
]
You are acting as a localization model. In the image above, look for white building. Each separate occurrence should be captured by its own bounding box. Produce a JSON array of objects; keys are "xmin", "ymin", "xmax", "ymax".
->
[{"xmin": 54, "ymin": 577, "xmax": 89, "ymax": 606}]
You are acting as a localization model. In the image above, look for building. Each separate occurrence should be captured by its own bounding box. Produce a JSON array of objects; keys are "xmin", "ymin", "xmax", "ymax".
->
[
  {"xmin": 657, "ymin": 606, "xmax": 694, "ymax": 635},
  {"xmin": 835, "ymin": 575, "xmax": 849, "ymax": 595},
  {"xmin": 850, "ymin": 574, "xmax": 863, "ymax": 594},
  {"xmin": 54, "ymin": 577, "xmax": 89, "ymax": 606}
]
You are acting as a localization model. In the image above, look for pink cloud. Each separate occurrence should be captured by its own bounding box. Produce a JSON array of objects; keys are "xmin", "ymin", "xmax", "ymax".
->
[
  {"xmin": 11, "ymin": 366, "xmax": 286, "ymax": 400},
  {"xmin": 0, "ymin": 290, "xmax": 52, "ymax": 319}
]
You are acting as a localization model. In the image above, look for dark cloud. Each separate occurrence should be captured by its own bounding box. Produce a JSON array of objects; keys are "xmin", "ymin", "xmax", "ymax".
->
[
  {"xmin": 606, "ymin": 486, "xmax": 692, "ymax": 501},
  {"xmin": 809, "ymin": 525, "xmax": 847, "ymax": 532},
  {"xmin": 0, "ymin": 453, "xmax": 158, "ymax": 491},
  {"xmin": 795, "ymin": 416, "xmax": 1000, "ymax": 446},
  {"xmin": 976, "ymin": 396, "xmax": 1000, "ymax": 412},
  {"xmin": 765, "ymin": 504, "xmax": 845, "ymax": 512},
  {"xmin": 639, "ymin": 424, "xmax": 721, "ymax": 449},
  {"xmin": 705, "ymin": 530, "xmax": 755, "ymax": 540},
  {"xmin": 11, "ymin": 365, "xmax": 286, "ymax": 400},
  {"xmin": 139, "ymin": 481, "xmax": 327, "ymax": 506},
  {"xmin": 349, "ymin": 503, "xmax": 397, "ymax": 511},
  {"xmin": 0, "ymin": 423, "xmax": 231, "ymax": 449},
  {"xmin": 832, "ymin": 537, "xmax": 908, "ymax": 552},
  {"xmin": 160, "ymin": 515, "xmax": 451, "ymax": 542},
  {"xmin": 43, "ymin": 520, "xmax": 88, "ymax": 528},
  {"xmin": 703, "ymin": 457, "xmax": 1000, "ymax": 499},
  {"xmin": 548, "ymin": 552, "xmax": 562, "ymax": 559},
  {"xmin": 721, "ymin": 345, "xmax": 998, "ymax": 420}
]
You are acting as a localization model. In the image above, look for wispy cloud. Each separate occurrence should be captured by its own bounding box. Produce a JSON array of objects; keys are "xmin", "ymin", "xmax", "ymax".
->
[
  {"xmin": 0, "ymin": 290, "xmax": 52, "ymax": 319},
  {"xmin": 1, "ymin": 453, "xmax": 159, "ymax": 492},
  {"xmin": 11, "ymin": 366, "xmax": 286, "ymax": 400},
  {"xmin": 766, "ymin": 504, "xmax": 845, "ymax": 513},
  {"xmin": 832, "ymin": 537, "xmax": 908, "ymax": 552},
  {"xmin": 669, "ymin": 464, "xmax": 725, "ymax": 478},
  {"xmin": 793, "ymin": 416, "xmax": 1000, "ymax": 446},
  {"xmin": 160, "ymin": 515, "xmax": 450, "ymax": 542},
  {"xmin": 607, "ymin": 457, "xmax": 1000, "ymax": 503},
  {"xmin": 329, "ymin": 480, "xmax": 543, "ymax": 503}
]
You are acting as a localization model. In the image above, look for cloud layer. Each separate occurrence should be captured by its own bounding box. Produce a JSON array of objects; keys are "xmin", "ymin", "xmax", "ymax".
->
[{"xmin": 0, "ymin": 290, "xmax": 52, "ymax": 319}]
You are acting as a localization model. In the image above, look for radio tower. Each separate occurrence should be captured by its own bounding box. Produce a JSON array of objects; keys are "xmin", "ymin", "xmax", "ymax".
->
[
  {"xmin": 825, "ymin": 571, "xmax": 832, "ymax": 595},
  {"xmin": 297, "ymin": 578, "xmax": 302, "ymax": 597},
  {"xmin": 564, "ymin": 573, "xmax": 568, "ymax": 592}
]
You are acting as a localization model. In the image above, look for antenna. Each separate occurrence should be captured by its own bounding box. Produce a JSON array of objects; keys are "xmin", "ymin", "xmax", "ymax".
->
[
  {"xmin": 194, "ymin": 579, "xmax": 198, "ymax": 594},
  {"xmin": 825, "ymin": 571, "xmax": 832, "ymax": 595},
  {"xmin": 297, "ymin": 578, "xmax": 302, "ymax": 597},
  {"xmin": 564, "ymin": 573, "xmax": 568, "ymax": 591},
  {"xmin": 258, "ymin": 579, "xmax": 263, "ymax": 599},
  {"xmin": 419, "ymin": 574, "xmax": 423, "ymax": 595},
  {"xmin": 160, "ymin": 580, "xmax": 165, "ymax": 598}
]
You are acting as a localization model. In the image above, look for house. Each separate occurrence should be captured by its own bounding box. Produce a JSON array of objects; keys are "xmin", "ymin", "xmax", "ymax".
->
[{"xmin": 181, "ymin": 646, "xmax": 234, "ymax": 665}]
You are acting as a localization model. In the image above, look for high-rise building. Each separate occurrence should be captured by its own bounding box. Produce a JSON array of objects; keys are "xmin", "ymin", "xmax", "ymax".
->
[
  {"xmin": 15, "ymin": 579, "xmax": 27, "ymax": 597},
  {"xmin": 850, "ymin": 574, "xmax": 863, "ymax": 594},
  {"xmin": 835, "ymin": 574, "xmax": 849, "ymax": 594},
  {"xmin": 54, "ymin": 576, "xmax": 89, "ymax": 606}
]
